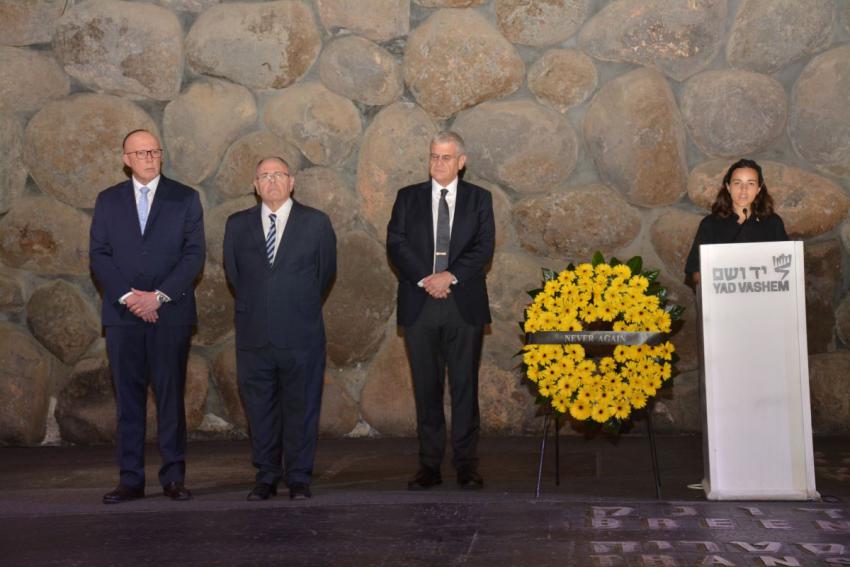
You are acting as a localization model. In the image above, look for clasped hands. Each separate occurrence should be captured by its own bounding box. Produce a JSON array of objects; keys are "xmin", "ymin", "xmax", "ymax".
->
[
  {"xmin": 126, "ymin": 288, "xmax": 160, "ymax": 323},
  {"xmin": 422, "ymin": 271, "xmax": 454, "ymax": 300}
]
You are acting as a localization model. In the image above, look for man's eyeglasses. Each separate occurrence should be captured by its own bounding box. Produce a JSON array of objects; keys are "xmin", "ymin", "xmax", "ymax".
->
[
  {"xmin": 125, "ymin": 149, "xmax": 163, "ymax": 159},
  {"xmin": 430, "ymin": 154, "xmax": 458, "ymax": 163},
  {"xmin": 256, "ymin": 171, "xmax": 291, "ymax": 183}
]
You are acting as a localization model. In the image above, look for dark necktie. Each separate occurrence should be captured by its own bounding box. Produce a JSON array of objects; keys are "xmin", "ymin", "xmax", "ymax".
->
[
  {"xmin": 434, "ymin": 188, "xmax": 450, "ymax": 273},
  {"xmin": 265, "ymin": 213, "xmax": 277, "ymax": 265}
]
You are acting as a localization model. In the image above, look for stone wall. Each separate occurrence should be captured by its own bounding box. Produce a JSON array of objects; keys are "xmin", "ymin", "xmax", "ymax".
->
[{"xmin": 1, "ymin": 0, "xmax": 849, "ymax": 446}]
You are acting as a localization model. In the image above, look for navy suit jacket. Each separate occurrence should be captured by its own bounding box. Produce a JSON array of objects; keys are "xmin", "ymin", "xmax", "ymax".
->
[
  {"xmin": 387, "ymin": 180, "xmax": 495, "ymax": 327},
  {"xmin": 89, "ymin": 176, "xmax": 205, "ymax": 326},
  {"xmin": 223, "ymin": 200, "xmax": 337, "ymax": 350}
]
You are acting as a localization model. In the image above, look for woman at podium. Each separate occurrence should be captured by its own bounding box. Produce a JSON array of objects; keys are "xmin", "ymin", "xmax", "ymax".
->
[{"xmin": 685, "ymin": 159, "xmax": 788, "ymax": 286}]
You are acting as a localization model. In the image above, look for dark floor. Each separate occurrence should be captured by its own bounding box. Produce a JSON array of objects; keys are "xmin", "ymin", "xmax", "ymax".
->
[{"xmin": 1, "ymin": 435, "xmax": 848, "ymax": 566}]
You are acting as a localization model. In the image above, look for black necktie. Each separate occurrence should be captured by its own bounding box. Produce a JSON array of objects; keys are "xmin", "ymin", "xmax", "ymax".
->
[{"xmin": 434, "ymin": 188, "xmax": 450, "ymax": 273}]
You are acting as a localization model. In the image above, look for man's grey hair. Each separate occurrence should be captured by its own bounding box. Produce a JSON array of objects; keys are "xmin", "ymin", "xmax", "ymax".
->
[
  {"xmin": 430, "ymin": 131, "xmax": 466, "ymax": 155},
  {"xmin": 254, "ymin": 156, "xmax": 291, "ymax": 176}
]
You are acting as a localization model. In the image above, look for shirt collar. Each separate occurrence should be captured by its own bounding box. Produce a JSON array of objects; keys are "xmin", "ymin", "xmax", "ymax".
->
[
  {"xmin": 132, "ymin": 175, "xmax": 160, "ymax": 193},
  {"xmin": 261, "ymin": 198, "xmax": 293, "ymax": 218},
  {"xmin": 431, "ymin": 177, "xmax": 459, "ymax": 198}
]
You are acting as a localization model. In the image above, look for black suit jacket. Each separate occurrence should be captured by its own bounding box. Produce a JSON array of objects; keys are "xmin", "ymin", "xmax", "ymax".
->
[
  {"xmin": 89, "ymin": 176, "xmax": 205, "ymax": 326},
  {"xmin": 223, "ymin": 199, "xmax": 336, "ymax": 350},
  {"xmin": 387, "ymin": 180, "xmax": 495, "ymax": 327}
]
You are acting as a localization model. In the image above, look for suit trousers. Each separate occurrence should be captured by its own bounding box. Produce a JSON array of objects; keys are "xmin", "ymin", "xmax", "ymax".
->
[
  {"xmin": 236, "ymin": 343, "xmax": 325, "ymax": 486},
  {"xmin": 105, "ymin": 324, "xmax": 192, "ymax": 489},
  {"xmin": 404, "ymin": 295, "xmax": 483, "ymax": 472}
]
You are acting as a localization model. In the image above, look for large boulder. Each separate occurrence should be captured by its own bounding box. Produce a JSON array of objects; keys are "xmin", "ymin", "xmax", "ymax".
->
[
  {"xmin": 804, "ymin": 240, "xmax": 841, "ymax": 354},
  {"xmin": 205, "ymin": 195, "xmax": 257, "ymax": 267},
  {"xmin": 0, "ymin": 46, "xmax": 69, "ymax": 113},
  {"xmin": 726, "ymin": 0, "xmax": 834, "ymax": 74},
  {"xmin": 650, "ymin": 208, "xmax": 703, "ymax": 279},
  {"xmin": 808, "ymin": 352, "xmax": 850, "ymax": 433},
  {"xmin": 415, "ymin": 0, "xmax": 486, "ymax": 5},
  {"xmin": 26, "ymin": 280, "xmax": 100, "ymax": 365},
  {"xmin": 22, "ymin": 93, "xmax": 158, "ymax": 209},
  {"xmin": 193, "ymin": 263, "xmax": 234, "ymax": 347},
  {"xmin": 464, "ymin": 175, "xmax": 516, "ymax": 252},
  {"xmin": 264, "ymin": 82, "xmax": 362, "ymax": 168},
  {"xmin": 163, "ymin": 79, "xmax": 257, "ymax": 185},
  {"xmin": 512, "ymin": 184, "xmax": 641, "ymax": 262},
  {"xmin": 404, "ymin": 9, "xmax": 524, "ymax": 119},
  {"xmin": 583, "ymin": 68, "xmax": 687, "ymax": 207},
  {"xmin": 356, "ymin": 102, "xmax": 437, "ymax": 239},
  {"xmin": 0, "ymin": 0, "xmax": 67, "ymax": 46},
  {"xmin": 294, "ymin": 167, "xmax": 360, "ymax": 235},
  {"xmin": 835, "ymin": 294, "xmax": 850, "ymax": 348},
  {"xmin": 211, "ymin": 341, "xmax": 247, "ymax": 431},
  {"xmin": 578, "ymin": 0, "xmax": 727, "ymax": 82},
  {"xmin": 479, "ymin": 358, "xmax": 540, "ymax": 435},
  {"xmin": 453, "ymin": 100, "xmax": 578, "ymax": 196},
  {"xmin": 0, "ymin": 113, "xmax": 26, "ymax": 214},
  {"xmin": 318, "ymin": 36, "xmax": 403, "ymax": 107},
  {"xmin": 52, "ymin": 0, "xmax": 183, "ymax": 100},
  {"xmin": 316, "ymin": 0, "xmax": 409, "ymax": 42},
  {"xmin": 495, "ymin": 0, "xmax": 591, "ymax": 47},
  {"xmin": 360, "ymin": 332, "xmax": 417, "ymax": 436},
  {"xmin": 487, "ymin": 250, "xmax": 548, "ymax": 324},
  {"xmin": 186, "ymin": 1, "xmax": 321, "ymax": 90},
  {"xmin": 681, "ymin": 70, "xmax": 787, "ymax": 158},
  {"xmin": 789, "ymin": 45, "xmax": 850, "ymax": 180},
  {"xmin": 212, "ymin": 131, "xmax": 302, "ymax": 201},
  {"xmin": 155, "ymin": 0, "xmax": 221, "ymax": 12},
  {"xmin": 687, "ymin": 159, "xmax": 850, "ymax": 239},
  {"xmin": 0, "ymin": 272, "xmax": 24, "ymax": 311},
  {"xmin": 318, "ymin": 372, "xmax": 358, "ymax": 438},
  {"xmin": 146, "ymin": 353, "xmax": 209, "ymax": 439},
  {"xmin": 650, "ymin": 370, "xmax": 701, "ymax": 433},
  {"xmin": 0, "ymin": 195, "xmax": 91, "ymax": 276},
  {"xmin": 0, "ymin": 325, "xmax": 51, "ymax": 446},
  {"xmin": 527, "ymin": 49, "xmax": 598, "ymax": 113},
  {"xmin": 56, "ymin": 354, "xmax": 115, "ymax": 444},
  {"xmin": 324, "ymin": 231, "xmax": 395, "ymax": 366}
]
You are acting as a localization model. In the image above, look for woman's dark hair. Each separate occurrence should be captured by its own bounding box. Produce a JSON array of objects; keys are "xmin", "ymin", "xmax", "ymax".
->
[{"xmin": 711, "ymin": 158, "xmax": 776, "ymax": 220}]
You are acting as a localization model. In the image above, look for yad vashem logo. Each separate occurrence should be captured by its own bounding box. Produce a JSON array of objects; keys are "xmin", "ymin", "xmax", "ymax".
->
[{"xmin": 712, "ymin": 254, "xmax": 793, "ymax": 295}]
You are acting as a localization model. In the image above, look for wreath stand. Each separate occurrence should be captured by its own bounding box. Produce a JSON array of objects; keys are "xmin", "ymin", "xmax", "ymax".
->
[{"xmin": 528, "ymin": 330, "xmax": 665, "ymax": 500}]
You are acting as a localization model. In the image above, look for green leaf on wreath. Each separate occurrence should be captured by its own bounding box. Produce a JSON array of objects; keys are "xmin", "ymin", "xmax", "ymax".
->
[
  {"xmin": 626, "ymin": 255, "xmax": 643, "ymax": 274},
  {"xmin": 535, "ymin": 394, "xmax": 549, "ymax": 406},
  {"xmin": 609, "ymin": 257, "xmax": 622, "ymax": 267},
  {"xmin": 566, "ymin": 262, "xmax": 575, "ymax": 271},
  {"xmin": 655, "ymin": 287, "xmax": 668, "ymax": 302},
  {"xmin": 527, "ymin": 288, "xmax": 543, "ymax": 299},
  {"xmin": 646, "ymin": 282, "xmax": 662, "ymax": 296},
  {"xmin": 542, "ymin": 267, "xmax": 557, "ymax": 281},
  {"xmin": 643, "ymin": 269, "xmax": 660, "ymax": 282},
  {"xmin": 591, "ymin": 251, "xmax": 605, "ymax": 267},
  {"xmin": 666, "ymin": 304, "xmax": 685, "ymax": 320},
  {"xmin": 670, "ymin": 351, "xmax": 680, "ymax": 365}
]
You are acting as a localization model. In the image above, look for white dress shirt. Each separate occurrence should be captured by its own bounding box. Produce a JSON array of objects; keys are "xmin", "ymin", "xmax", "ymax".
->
[
  {"xmin": 261, "ymin": 198, "xmax": 294, "ymax": 263},
  {"xmin": 133, "ymin": 175, "xmax": 160, "ymax": 216}
]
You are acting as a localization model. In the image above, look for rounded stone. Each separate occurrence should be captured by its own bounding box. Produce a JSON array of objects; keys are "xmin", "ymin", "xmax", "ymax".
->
[
  {"xmin": 0, "ymin": 325, "xmax": 50, "ymax": 446},
  {"xmin": 835, "ymin": 295, "xmax": 850, "ymax": 348},
  {"xmin": 193, "ymin": 263, "xmax": 234, "ymax": 347},
  {"xmin": 211, "ymin": 342, "xmax": 247, "ymax": 431},
  {"xmin": 294, "ymin": 167, "xmax": 360, "ymax": 235},
  {"xmin": 808, "ymin": 351, "xmax": 850, "ymax": 433},
  {"xmin": 360, "ymin": 333, "xmax": 417, "ymax": 436},
  {"xmin": 0, "ymin": 0, "xmax": 67, "ymax": 46},
  {"xmin": 789, "ymin": 45, "xmax": 850, "ymax": 179},
  {"xmin": 650, "ymin": 370, "xmax": 701, "ymax": 433},
  {"xmin": 146, "ymin": 353, "xmax": 209, "ymax": 439},
  {"xmin": 583, "ymin": 67, "xmax": 688, "ymax": 207},
  {"xmin": 155, "ymin": 0, "xmax": 221, "ymax": 12},
  {"xmin": 415, "ymin": 0, "xmax": 486, "ymax": 5},
  {"xmin": 318, "ymin": 373, "xmax": 358, "ymax": 437},
  {"xmin": 356, "ymin": 102, "xmax": 437, "ymax": 239},
  {"xmin": 845, "ymin": 2, "xmax": 850, "ymax": 33},
  {"xmin": 27, "ymin": 280, "xmax": 100, "ymax": 365},
  {"xmin": 163, "ymin": 79, "xmax": 258, "ymax": 185},
  {"xmin": 404, "ymin": 8, "xmax": 525, "ymax": 119},
  {"xmin": 318, "ymin": 36, "xmax": 403, "ymax": 107},
  {"xmin": 726, "ymin": 0, "xmax": 834, "ymax": 74},
  {"xmin": 264, "ymin": 82, "xmax": 362, "ymax": 168},
  {"xmin": 487, "ymin": 250, "xmax": 548, "ymax": 324},
  {"xmin": 479, "ymin": 359, "xmax": 540, "ymax": 435},
  {"xmin": 687, "ymin": 159, "xmax": 850, "ymax": 239},
  {"xmin": 578, "ymin": 0, "xmax": 726, "ymax": 82},
  {"xmin": 0, "ymin": 46, "xmax": 70, "ymax": 113},
  {"xmin": 317, "ymin": 0, "xmax": 410, "ymax": 42},
  {"xmin": 453, "ymin": 100, "xmax": 578, "ymax": 196},
  {"xmin": 186, "ymin": 0, "xmax": 320, "ymax": 91},
  {"xmin": 0, "ymin": 272, "xmax": 24, "ymax": 310},
  {"xmin": 527, "ymin": 49, "xmax": 598, "ymax": 113},
  {"xmin": 465, "ymin": 175, "xmax": 516, "ymax": 251},
  {"xmin": 649, "ymin": 208, "xmax": 703, "ymax": 278},
  {"xmin": 0, "ymin": 113, "xmax": 26, "ymax": 215},
  {"xmin": 52, "ymin": 0, "xmax": 183, "ymax": 100},
  {"xmin": 805, "ymin": 240, "xmax": 841, "ymax": 354},
  {"xmin": 55, "ymin": 354, "xmax": 115, "ymax": 444},
  {"xmin": 0, "ymin": 196, "xmax": 91, "ymax": 276},
  {"xmin": 495, "ymin": 0, "xmax": 591, "ymax": 47},
  {"xmin": 512, "ymin": 183, "xmax": 641, "ymax": 262},
  {"xmin": 212, "ymin": 131, "xmax": 302, "ymax": 201},
  {"xmin": 206, "ymin": 195, "xmax": 258, "ymax": 266},
  {"xmin": 325, "ymin": 231, "xmax": 395, "ymax": 366},
  {"xmin": 681, "ymin": 70, "xmax": 788, "ymax": 158},
  {"xmin": 22, "ymin": 93, "xmax": 158, "ymax": 209}
]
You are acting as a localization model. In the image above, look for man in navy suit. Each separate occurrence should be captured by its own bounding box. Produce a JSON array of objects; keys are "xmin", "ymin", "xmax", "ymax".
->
[
  {"xmin": 90, "ymin": 129, "xmax": 205, "ymax": 503},
  {"xmin": 387, "ymin": 131, "xmax": 495, "ymax": 490},
  {"xmin": 223, "ymin": 157, "xmax": 336, "ymax": 501}
]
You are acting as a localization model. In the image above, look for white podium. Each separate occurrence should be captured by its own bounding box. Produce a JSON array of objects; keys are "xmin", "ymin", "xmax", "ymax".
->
[{"xmin": 699, "ymin": 241, "xmax": 819, "ymax": 500}]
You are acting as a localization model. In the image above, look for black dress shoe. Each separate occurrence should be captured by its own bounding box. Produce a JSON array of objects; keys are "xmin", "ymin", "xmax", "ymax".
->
[
  {"xmin": 407, "ymin": 468, "xmax": 442, "ymax": 491},
  {"xmin": 289, "ymin": 482, "xmax": 312, "ymax": 500},
  {"xmin": 457, "ymin": 469, "xmax": 483, "ymax": 490},
  {"xmin": 103, "ymin": 485, "xmax": 145, "ymax": 504},
  {"xmin": 163, "ymin": 481, "xmax": 193, "ymax": 501},
  {"xmin": 247, "ymin": 483, "xmax": 277, "ymax": 501}
]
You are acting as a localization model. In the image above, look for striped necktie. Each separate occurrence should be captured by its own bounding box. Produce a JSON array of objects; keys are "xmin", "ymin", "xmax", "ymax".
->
[{"xmin": 266, "ymin": 213, "xmax": 277, "ymax": 265}]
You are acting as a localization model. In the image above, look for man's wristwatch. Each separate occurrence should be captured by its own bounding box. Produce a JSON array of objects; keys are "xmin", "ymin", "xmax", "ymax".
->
[{"xmin": 155, "ymin": 291, "xmax": 170, "ymax": 304}]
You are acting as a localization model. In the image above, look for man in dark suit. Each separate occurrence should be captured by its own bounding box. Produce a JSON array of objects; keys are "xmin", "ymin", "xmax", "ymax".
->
[
  {"xmin": 90, "ymin": 129, "xmax": 204, "ymax": 503},
  {"xmin": 223, "ymin": 157, "xmax": 336, "ymax": 501},
  {"xmin": 387, "ymin": 131, "xmax": 495, "ymax": 490}
]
